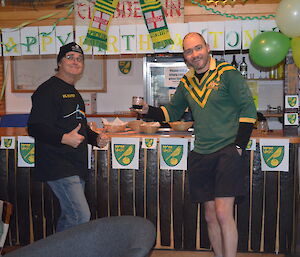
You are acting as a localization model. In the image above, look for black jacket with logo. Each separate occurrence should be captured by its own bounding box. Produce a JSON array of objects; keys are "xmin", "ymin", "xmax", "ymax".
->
[{"xmin": 28, "ymin": 76, "xmax": 98, "ymax": 181}]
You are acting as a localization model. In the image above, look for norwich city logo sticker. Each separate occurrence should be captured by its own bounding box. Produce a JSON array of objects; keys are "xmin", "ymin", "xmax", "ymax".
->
[
  {"xmin": 114, "ymin": 144, "xmax": 135, "ymax": 166},
  {"xmin": 118, "ymin": 61, "xmax": 132, "ymax": 75},
  {"xmin": 20, "ymin": 143, "xmax": 35, "ymax": 164},
  {"xmin": 246, "ymin": 140, "xmax": 252, "ymax": 150},
  {"xmin": 262, "ymin": 146, "xmax": 284, "ymax": 168},
  {"xmin": 145, "ymin": 139, "xmax": 154, "ymax": 148},
  {"xmin": 288, "ymin": 96, "xmax": 297, "ymax": 107},
  {"xmin": 4, "ymin": 138, "xmax": 13, "ymax": 148},
  {"xmin": 162, "ymin": 145, "xmax": 183, "ymax": 167},
  {"xmin": 287, "ymin": 113, "xmax": 297, "ymax": 124}
]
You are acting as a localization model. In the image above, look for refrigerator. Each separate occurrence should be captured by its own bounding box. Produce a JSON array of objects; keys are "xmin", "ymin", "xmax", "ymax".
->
[{"xmin": 143, "ymin": 53, "xmax": 188, "ymax": 108}]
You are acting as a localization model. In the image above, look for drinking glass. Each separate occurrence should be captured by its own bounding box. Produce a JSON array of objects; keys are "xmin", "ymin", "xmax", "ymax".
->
[
  {"xmin": 257, "ymin": 120, "xmax": 269, "ymax": 134},
  {"xmin": 132, "ymin": 96, "xmax": 144, "ymax": 110}
]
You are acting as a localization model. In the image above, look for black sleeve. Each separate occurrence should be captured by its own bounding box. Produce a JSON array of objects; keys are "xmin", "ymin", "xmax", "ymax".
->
[
  {"xmin": 143, "ymin": 105, "xmax": 165, "ymax": 122},
  {"xmin": 27, "ymin": 123, "xmax": 64, "ymax": 146},
  {"xmin": 234, "ymin": 122, "xmax": 254, "ymax": 150},
  {"xmin": 27, "ymin": 87, "xmax": 65, "ymax": 146},
  {"xmin": 87, "ymin": 126, "xmax": 99, "ymax": 146}
]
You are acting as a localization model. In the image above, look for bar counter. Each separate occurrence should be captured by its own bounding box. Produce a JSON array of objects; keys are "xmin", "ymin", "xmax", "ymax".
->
[{"xmin": 0, "ymin": 128, "xmax": 298, "ymax": 254}]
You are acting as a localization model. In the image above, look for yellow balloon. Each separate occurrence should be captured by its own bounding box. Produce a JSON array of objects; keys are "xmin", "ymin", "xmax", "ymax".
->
[
  {"xmin": 276, "ymin": 0, "xmax": 300, "ymax": 38},
  {"xmin": 291, "ymin": 37, "xmax": 300, "ymax": 69}
]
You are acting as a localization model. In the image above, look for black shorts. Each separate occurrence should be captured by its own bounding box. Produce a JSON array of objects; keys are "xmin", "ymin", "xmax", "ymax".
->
[{"xmin": 187, "ymin": 144, "xmax": 247, "ymax": 203}]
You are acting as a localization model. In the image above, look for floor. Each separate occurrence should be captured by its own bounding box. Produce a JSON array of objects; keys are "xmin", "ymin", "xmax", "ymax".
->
[
  {"xmin": 150, "ymin": 249, "xmax": 285, "ymax": 257},
  {"xmin": 1, "ymin": 246, "xmax": 286, "ymax": 257}
]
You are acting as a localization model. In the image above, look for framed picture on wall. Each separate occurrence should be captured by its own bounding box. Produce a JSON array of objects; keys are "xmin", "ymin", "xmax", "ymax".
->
[{"xmin": 10, "ymin": 55, "xmax": 107, "ymax": 93}]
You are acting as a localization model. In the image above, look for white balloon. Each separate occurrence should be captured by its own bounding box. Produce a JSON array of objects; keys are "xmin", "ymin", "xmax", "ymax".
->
[{"xmin": 276, "ymin": 0, "xmax": 300, "ymax": 38}]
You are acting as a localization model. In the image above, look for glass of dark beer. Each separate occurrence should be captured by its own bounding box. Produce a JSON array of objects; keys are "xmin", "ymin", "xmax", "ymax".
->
[{"xmin": 132, "ymin": 96, "xmax": 144, "ymax": 110}]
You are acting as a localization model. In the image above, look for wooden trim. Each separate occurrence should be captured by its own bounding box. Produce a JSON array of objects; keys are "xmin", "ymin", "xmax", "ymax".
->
[{"xmin": 0, "ymin": 57, "xmax": 5, "ymax": 113}]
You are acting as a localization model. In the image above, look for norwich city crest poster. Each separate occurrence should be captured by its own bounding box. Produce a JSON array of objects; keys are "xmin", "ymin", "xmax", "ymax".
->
[
  {"xmin": 260, "ymin": 139, "xmax": 289, "ymax": 171},
  {"xmin": 18, "ymin": 136, "xmax": 35, "ymax": 167},
  {"xmin": 112, "ymin": 137, "xmax": 139, "ymax": 169},
  {"xmin": 160, "ymin": 138, "xmax": 188, "ymax": 170}
]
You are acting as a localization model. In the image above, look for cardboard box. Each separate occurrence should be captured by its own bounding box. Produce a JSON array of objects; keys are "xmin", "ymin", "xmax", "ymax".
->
[{"xmin": 82, "ymin": 93, "xmax": 97, "ymax": 114}]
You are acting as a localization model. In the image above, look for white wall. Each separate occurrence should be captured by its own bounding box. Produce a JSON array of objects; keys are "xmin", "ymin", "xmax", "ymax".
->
[{"xmin": 5, "ymin": 56, "xmax": 144, "ymax": 113}]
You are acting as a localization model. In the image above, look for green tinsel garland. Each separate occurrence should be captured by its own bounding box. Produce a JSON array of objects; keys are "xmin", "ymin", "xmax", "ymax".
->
[{"xmin": 191, "ymin": 0, "xmax": 276, "ymax": 20}]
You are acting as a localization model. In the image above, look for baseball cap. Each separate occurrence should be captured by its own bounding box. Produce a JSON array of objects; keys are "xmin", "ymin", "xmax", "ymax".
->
[{"xmin": 57, "ymin": 42, "xmax": 84, "ymax": 64}]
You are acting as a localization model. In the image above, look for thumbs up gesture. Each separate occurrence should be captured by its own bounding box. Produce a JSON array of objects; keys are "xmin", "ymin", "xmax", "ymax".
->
[{"xmin": 61, "ymin": 123, "xmax": 85, "ymax": 148}]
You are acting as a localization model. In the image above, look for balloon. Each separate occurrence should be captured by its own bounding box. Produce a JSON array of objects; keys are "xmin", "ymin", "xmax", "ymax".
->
[
  {"xmin": 249, "ymin": 31, "xmax": 290, "ymax": 68},
  {"xmin": 276, "ymin": 0, "xmax": 300, "ymax": 38},
  {"xmin": 291, "ymin": 37, "xmax": 300, "ymax": 69}
]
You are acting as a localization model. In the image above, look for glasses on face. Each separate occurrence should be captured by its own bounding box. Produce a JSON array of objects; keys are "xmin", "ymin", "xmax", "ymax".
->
[
  {"xmin": 64, "ymin": 54, "xmax": 84, "ymax": 63},
  {"xmin": 183, "ymin": 45, "xmax": 203, "ymax": 57}
]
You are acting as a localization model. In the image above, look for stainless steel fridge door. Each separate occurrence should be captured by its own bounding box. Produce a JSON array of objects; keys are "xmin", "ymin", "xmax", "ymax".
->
[{"xmin": 143, "ymin": 58, "xmax": 188, "ymax": 107}]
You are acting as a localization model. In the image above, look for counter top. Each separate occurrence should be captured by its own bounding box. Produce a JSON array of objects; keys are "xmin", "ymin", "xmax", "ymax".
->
[
  {"xmin": 0, "ymin": 112, "xmax": 137, "ymax": 118},
  {"xmin": 1, "ymin": 128, "xmax": 299, "ymax": 143}
]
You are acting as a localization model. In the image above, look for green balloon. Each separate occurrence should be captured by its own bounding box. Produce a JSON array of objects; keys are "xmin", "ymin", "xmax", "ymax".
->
[{"xmin": 249, "ymin": 31, "xmax": 290, "ymax": 68}]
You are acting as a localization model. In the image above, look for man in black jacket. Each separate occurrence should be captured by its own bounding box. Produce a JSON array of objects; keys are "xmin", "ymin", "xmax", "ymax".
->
[{"xmin": 28, "ymin": 42, "xmax": 108, "ymax": 232}]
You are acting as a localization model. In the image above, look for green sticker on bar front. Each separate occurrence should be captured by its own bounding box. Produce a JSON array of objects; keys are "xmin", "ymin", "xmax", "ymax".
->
[
  {"xmin": 20, "ymin": 143, "xmax": 35, "ymax": 164},
  {"xmin": 4, "ymin": 138, "xmax": 12, "ymax": 148},
  {"xmin": 262, "ymin": 146, "xmax": 284, "ymax": 168},
  {"xmin": 246, "ymin": 139, "xmax": 252, "ymax": 149},
  {"xmin": 145, "ymin": 139, "xmax": 154, "ymax": 148},
  {"xmin": 288, "ymin": 96, "xmax": 297, "ymax": 107},
  {"xmin": 114, "ymin": 144, "xmax": 135, "ymax": 166},
  {"xmin": 287, "ymin": 113, "xmax": 297, "ymax": 124},
  {"xmin": 161, "ymin": 145, "xmax": 183, "ymax": 167}
]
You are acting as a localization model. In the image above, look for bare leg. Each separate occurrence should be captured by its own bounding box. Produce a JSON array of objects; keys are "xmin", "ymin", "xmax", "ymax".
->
[
  {"xmin": 204, "ymin": 200, "xmax": 223, "ymax": 257},
  {"xmin": 215, "ymin": 197, "xmax": 237, "ymax": 257}
]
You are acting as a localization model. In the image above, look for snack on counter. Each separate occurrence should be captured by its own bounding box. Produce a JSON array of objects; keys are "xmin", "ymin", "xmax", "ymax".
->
[
  {"xmin": 140, "ymin": 122, "xmax": 160, "ymax": 134},
  {"xmin": 169, "ymin": 121, "xmax": 194, "ymax": 131},
  {"xmin": 101, "ymin": 117, "xmax": 127, "ymax": 132}
]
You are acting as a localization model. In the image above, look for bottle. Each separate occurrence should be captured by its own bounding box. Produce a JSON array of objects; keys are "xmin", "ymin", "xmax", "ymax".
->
[
  {"xmin": 269, "ymin": 67, "xmax": 277, "ymax": 79},
  {"xmin": 231, "ymin": 55, "xmax": 238, "ymax": 69},
  {"xmin": 239, "ymin": 56, "xmax": 248, "ymax": 79},
  {"xmin": 277, "ymin": 61, "xmax": 285, "ymax": 79}
]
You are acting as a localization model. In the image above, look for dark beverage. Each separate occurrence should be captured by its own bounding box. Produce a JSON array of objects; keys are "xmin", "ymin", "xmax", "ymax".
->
[
  {"xmin": 231, "ymin": 55, "xmax": 238, "ymax": 69},
  {"xmin": 132, "ymin": 104, "xmax": 143, "ymax": 109}
]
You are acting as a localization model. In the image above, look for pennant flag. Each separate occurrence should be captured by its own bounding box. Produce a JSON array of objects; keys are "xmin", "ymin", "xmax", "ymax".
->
[
  {"xmin": 17, "ymin": 136, "xmax": 35, "ymax": 167},
  {"xmin": 160, "ymin": 137, "xmax": 188, "ymax": 170},
  {"xmin": 0, "ymin": 136, "xmax": 16, "ymax": 149},
  {"xmin": 84, "ymin": 0, "xmax": 119, "ymax": 50},
  {"xmin": 142, "ymin": 138, "xmax": 157, "ymax": 149},
  {"xmin": 246, "ymin": 138, "xmax": 256, "ymax": 151},
  {"xmin": 84, "ymin": 0, "xmax": 173, "ymax": 50},
  {"xmin": 112, "ymin": 137, "xmax": 140, "ymax": 169},
  {"xmin": 260, "ymin": 139, "xmax": 289, "ymax": 171},
  {"xmin": 140, "ymin": 0, "xmax": 174, "ymax": 49}
]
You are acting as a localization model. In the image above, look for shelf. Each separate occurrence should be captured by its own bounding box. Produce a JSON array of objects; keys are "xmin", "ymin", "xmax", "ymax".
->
[{"xmin": 247, "ymin": 79, "xmax": 284, "ymax": 81}]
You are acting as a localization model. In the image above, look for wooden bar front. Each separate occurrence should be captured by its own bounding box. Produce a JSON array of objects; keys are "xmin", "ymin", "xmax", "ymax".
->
[{"xmin": 0, "ymin": 128, "xmax": 298, "ymax": 254}]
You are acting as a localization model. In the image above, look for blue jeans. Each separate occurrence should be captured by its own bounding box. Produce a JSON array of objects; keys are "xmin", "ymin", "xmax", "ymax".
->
[{"xmin": 47, "ymin": 175, "xmax": 91, "ymax": 232}]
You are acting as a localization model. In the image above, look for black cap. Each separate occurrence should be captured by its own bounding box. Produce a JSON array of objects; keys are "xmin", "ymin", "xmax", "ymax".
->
[{"xmin": 57, "ymin": 42, "xmax": 84, "ymax": 64}]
